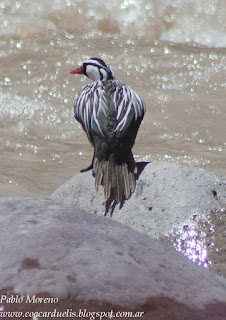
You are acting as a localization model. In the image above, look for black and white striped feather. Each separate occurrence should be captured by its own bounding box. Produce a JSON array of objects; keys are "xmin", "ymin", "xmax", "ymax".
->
[{"xmin": 75, "ymin": 80, "xmax": 144, "ymax": 144}]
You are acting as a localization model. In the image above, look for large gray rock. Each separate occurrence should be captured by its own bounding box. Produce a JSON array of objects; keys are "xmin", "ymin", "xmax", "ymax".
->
[
  {"xmin": 50, "ymin": 162, "xmax": 226, "ymax": 238},
  {"xmin": 0, "ymin": 197, "xmax": 226, "ymax": 312}
]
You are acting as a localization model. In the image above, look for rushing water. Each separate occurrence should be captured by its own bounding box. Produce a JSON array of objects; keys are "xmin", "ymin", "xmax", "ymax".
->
[
  {"xmin": 0, "ymin": 0, "xmax": 225, "ymax": 198},
  {"xmin": 0, "ymin": 0, "xmax": 226, "ymax": 276}
]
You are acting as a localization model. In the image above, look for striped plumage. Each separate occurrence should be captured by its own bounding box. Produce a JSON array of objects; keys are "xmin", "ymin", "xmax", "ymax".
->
[{"xmin": 70, "ymin": 58, "xmax": 145, "ymax": 203}]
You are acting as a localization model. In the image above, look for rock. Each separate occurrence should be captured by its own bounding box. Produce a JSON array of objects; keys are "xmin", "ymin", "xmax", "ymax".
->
[
  {"xmin": 0, "ymin": 197, "xmax": 226, "ymax": 317},
  {"xmin": 50, "ymin": 162, "xmax": 226, "ymax": 238}
]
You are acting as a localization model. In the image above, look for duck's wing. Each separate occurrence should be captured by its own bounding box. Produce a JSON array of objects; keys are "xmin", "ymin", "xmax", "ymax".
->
[{"xmin": 74, "ymin": 80, "xmax": 145, "ymax": 144}]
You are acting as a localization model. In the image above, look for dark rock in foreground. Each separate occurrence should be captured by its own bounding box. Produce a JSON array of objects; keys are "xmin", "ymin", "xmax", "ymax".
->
[
  {"xmin": 0, "ymin": 197, "xmax": 226, "ymax": 316},
  {"xmin": 51, "ymin": 162, "xmax": 226, "ymax": 238}
]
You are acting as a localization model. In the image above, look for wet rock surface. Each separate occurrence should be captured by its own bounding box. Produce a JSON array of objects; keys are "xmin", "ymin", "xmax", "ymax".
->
[
  {"xmin": 51, "ymin": 162, "xmax": 226, "ymax": 272},
  {"xmin": 51, "ymin": 162, "xmax": 226, "ymax": 237},
  {"xmin": 0, "ymin": 197, "xmax": 226, "ymax": 319},
  {"xmin": 1, "ymin": 162, "xmax": 226, "ymax": 319},
  {"xmin": 163, "ymin": 206, "xmax": 226, "ymax": 276}
]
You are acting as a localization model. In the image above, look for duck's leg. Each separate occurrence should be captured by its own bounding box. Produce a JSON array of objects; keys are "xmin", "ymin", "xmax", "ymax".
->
[{"xmin": 80, "ymin": 153, "xmax": 94, "ymax": 173}]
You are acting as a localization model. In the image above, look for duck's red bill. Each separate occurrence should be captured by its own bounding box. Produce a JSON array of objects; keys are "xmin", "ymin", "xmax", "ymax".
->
[{"xmin": 70, "ymin": 66, "xmax": 83, "ymax": 74}]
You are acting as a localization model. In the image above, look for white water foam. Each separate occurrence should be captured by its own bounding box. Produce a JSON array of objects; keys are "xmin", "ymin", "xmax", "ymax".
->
[{"xmin": 0, "ymin": 0, "xmax": 225, "ymax": 47}]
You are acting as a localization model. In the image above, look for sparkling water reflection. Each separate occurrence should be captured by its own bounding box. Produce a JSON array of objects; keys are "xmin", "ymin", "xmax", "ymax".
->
[{"xmin": 165, "ymin": 208, "xmax": 226, "ymax": 270}]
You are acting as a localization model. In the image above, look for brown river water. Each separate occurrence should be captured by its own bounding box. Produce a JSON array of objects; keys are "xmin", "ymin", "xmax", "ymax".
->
[
  {"xmin": 0, "ymin": 0, "xmax": 226, "ymax": 274},
  {"xmin": 1, "ymin": 37, "xmax": 225, "ymax": 197}
]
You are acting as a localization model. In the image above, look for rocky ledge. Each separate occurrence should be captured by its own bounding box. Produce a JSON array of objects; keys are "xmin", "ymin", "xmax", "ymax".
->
[
  {"xmin": 0, "ymin": 162, "xmax": 226, "ymax": 319},
  {"xmin": 51, "ymin": 161, "xmax": 225, "ymax": 237}
]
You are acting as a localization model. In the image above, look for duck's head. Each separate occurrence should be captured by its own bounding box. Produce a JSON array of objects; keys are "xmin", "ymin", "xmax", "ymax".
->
[{"xmin": 70, "ymin": 58, "xmax": 115, "ymax": 81}]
